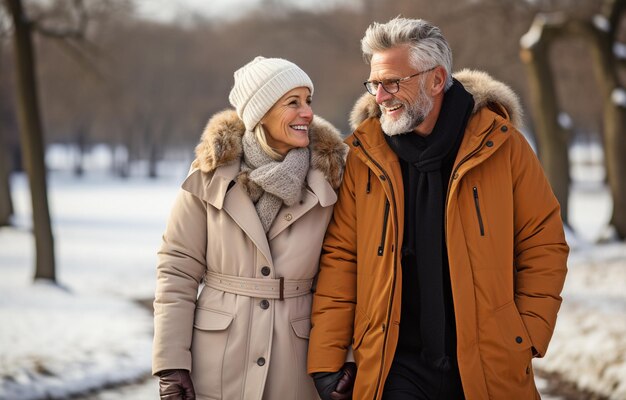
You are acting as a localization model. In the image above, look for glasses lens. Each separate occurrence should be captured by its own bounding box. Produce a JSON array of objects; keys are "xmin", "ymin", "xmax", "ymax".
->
[
  {"xmin": 382, "ymin": 81, "xmax": 399, "ymax": 94},
  {"xmin": 365, "ymin": 81, "xmax": 378, "ymax": 95}
]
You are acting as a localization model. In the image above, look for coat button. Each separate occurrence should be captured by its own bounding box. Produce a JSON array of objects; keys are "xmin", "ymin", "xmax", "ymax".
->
[
  {"xmin": 486, "ymin": 140, "xmax": 494, "ymax": 147},
  {"xmin": 285, "ymin": 213, "xmax": 293, "ymax": 221},
  {"xmin": 257, "ymin": 357, "xmax": 266, "ymax": 366},
  {"xmin": 352, "ymin": 139, "xmax": 360, "ymax": 147},
  {"xmin": 260, "ymin": 299, "xmax": 269, "ymax": 309},
  {"xmin": 453, "ymin": 173, "xmax": 459, "ymax": 180},
  {"xmin": 379, "ymin": 175, "xmax": 386, "ymax": 181},
  {"xmin": 261, "ymin": 266, "xmax": 271, "ymax": 276},
  {"xmin": 501, "ymin": 125, "xmax": 508, "ymax": 132},
  {"xmin": 515, "ymin": 336, "xmax": 523, "ymax": 344}
]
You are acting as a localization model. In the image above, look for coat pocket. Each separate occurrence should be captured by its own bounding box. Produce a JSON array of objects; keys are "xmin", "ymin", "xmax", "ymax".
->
[
  {"xmin": 351, "ymin": 308, "xmax": 372, "ymax": 374},
  {"xmin": 472, "ymin": 186, "xmax": 486, "ymax": 236},
  {"xmin": 291, "ymin": 316, "xmax": 312, "ymax": 339},
  {"xmin": 290, "ymin": 316, "xmax": 312, "ymax": 373},
  {"xmin": 191, "ymin": 307, "xmax": 234, "ymax": 399},
  {"xmin": 494, "ymin": 301, "xmax": 534, "ymax": 382},
  {"xmin": 352, "ymin": 308, "xmax": 370, "ymax": 351}
]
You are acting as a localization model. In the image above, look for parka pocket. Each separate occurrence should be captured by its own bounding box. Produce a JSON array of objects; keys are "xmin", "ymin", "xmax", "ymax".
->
[
  {"xmin": 494, "ymin": 301, "xmax": 534, "ymax": 382},
  {"xmin": 472, "ymin": 186, "xmax": 486, "ymax": 236},
  {"xmin": 377, "ymin": 200, "xmax": 390, "ymax": 256},
  {"xmin": 352, "ymin": 309, "xmax": 372, "ymax": 367},
  {"xmin": 352, "ymin": 308, "xmax": 371, "ymax": 348},
  {"xmin": 191, "ymin": 307, "xmax": 234, "ymax": 399}
]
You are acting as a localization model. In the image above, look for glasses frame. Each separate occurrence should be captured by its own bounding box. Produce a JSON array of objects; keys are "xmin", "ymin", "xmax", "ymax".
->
[{"xmin": 364, "ymin": 66, "xmax": 437, "ymax": 96}]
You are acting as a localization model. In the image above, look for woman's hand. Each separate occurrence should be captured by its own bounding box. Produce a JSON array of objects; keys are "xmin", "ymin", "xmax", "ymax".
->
[{"xmin": 157, "ymin": 369, "xmax": 196, "ymax": 400}]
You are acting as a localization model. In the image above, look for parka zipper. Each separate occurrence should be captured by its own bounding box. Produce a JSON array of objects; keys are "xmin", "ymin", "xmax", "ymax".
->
[
  {"xmin": 352, "ymin": 135, "xmax": 398, "ymax": 400},
  {"xmin": 445, "ymin": 120, "xmax": 497, "ymax": 215},
  {"xmin": 377, "ymin": 200, "xmax": 390, "ymax": 256},
  {"xmin": 472, "ymin": 187, "xmax": 485, "ymax": 236}
]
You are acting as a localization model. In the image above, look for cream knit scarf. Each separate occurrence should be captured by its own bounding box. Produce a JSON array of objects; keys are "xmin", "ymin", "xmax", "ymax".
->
[{"xmin": 239, "ymin": 130, "xmax": 309, "ymax": 232}]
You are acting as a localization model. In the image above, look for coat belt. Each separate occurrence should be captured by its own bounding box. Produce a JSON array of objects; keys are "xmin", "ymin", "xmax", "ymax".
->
[{"xmin": 204, "ymin": 270, "xmax": 314, "ymax": 300}]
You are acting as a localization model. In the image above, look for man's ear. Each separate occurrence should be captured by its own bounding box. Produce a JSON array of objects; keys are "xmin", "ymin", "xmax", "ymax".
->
[{"xmin": 431, "ymin": 66, "xmax": 447, "ymax": 96}]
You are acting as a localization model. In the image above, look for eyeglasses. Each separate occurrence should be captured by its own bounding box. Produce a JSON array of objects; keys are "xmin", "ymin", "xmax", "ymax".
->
[{"xmin": 363, "ymin": 66, "xmax": 437, "ymax": 96}]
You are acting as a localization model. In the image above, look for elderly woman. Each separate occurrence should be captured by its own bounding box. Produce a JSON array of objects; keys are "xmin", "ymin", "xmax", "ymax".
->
[{"xmin": 152, "ymin": 56, "xmax": 349, "ymax": 400}]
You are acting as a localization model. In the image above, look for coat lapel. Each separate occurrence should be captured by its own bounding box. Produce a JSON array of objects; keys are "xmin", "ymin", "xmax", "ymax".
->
[
  {"xmin": 267, "ymin": 169, "xmax": 337, "ymax": 240},
  {"xmin": 183, "ymin": 159, "xmax": 273, "ymax": 266},
  {"xmin": 183, "ymin": 161, "xmax": 336, "ymax": 263},
  {"xmin": 223, "ymin": 183, "xmax": 273, "ymax": 265}
]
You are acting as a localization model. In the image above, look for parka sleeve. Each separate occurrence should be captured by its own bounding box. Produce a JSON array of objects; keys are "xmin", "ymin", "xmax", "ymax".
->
[
  {"xmin": 511, "ymin": 131, "xmax": 569, "ymax": 357},
  {"xmin": 307, "ymin": 149, "xmax": 359, "ymax": 374},
  {"xmin": 152, "ymin": 169, "xmax": 208, "ymax": 375}
]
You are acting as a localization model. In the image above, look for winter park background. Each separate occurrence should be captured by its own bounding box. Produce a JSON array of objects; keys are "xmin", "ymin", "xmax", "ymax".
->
[
  {"xmin": 2, "ymin": 0, "xmax": 626, "ymax": 399},
  {"xmin": 0, "ymin": 141, "xmax": 625, "ymax": 400}
]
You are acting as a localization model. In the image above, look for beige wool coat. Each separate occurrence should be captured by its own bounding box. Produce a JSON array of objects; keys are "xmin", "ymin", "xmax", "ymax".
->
[{"xmin": 153, "ymin": 109, "xmax": 347, "ymax": 400}]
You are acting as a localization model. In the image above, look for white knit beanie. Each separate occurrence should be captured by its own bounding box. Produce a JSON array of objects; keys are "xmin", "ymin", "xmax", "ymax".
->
[{"xmin": 228, "ymin": 56, "xmax": 314, "ymax": 131}]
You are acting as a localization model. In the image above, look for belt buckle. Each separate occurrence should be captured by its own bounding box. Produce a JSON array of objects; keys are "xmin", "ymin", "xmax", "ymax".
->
[{"xmin": 279, "ymin": 277, "xmax": 284, "ymax": 301}]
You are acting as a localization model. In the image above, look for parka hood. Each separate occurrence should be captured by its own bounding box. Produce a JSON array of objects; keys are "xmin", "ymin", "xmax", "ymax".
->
[
  {"xmin": 192, "ymin": 109, "xmax": 348, "ymax": 189},
  {"xmin": 349, "ymin": 68, "xmax": 523, "ymax": 131}
]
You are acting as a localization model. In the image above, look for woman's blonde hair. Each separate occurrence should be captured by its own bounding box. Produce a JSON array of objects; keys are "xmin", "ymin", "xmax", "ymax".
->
[{"xmin": 254, "ymin": 124, "xmax": 284, "ymax": 161}]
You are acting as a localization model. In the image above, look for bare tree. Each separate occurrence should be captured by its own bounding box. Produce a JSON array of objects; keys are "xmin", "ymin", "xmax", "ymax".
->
[
  {"xmin": 5, "ymin": 0, "xmax": 56, "ymax": 280},
  {"xmin": 0, "ymin": 8, "xmax": 14, "ymax": 226},
  {"xmin": 520, "ymin": 0, "xmax": 626, "ymax": 238},
  {"xmin": 2, "ymin": 0, "xmax": 123, "ymax": 281},
  {"xmin": 519, "ymin": 13, "xmax": 572, "ymax": 226}
]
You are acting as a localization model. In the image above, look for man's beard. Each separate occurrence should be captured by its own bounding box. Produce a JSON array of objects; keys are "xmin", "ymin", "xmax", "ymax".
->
[{"xmin": 380, "ymin": 86, "xmax": 433, "ymax": 136}]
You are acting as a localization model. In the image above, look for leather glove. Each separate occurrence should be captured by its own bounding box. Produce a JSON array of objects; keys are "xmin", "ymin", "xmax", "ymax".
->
[
  {"xmin": 312, "ymin": 362, "xmax": 357, "ymax": 400},
  {"xmin": 157, "ymin": 369, "xmax": 196, "ymax": 400}
]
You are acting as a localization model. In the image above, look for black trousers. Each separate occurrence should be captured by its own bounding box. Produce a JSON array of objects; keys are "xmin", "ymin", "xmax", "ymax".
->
[{"xmin": 382, "ymin": 351, "xmax": 465, "ymax": 400}]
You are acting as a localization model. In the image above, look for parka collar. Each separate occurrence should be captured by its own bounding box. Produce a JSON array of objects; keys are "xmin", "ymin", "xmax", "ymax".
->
[{"xmin": 348, "ymin": 68, "xmax": 523, "ymax": 131}]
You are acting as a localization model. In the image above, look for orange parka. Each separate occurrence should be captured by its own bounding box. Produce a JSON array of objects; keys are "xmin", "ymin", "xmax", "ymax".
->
[{"xmin": 307, "ymin": 70, "xmax": 568, "ymax": 399}]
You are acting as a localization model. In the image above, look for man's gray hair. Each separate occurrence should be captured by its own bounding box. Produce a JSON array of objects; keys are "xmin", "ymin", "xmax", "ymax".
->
[{"xmin": 361, "ymin": 17, "xmax": 453, "ymax": 90}]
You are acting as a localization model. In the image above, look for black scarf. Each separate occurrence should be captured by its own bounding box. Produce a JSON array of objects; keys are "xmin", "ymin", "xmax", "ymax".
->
[{"xmin": 385, "ymin": 79, "xmax": 474, "ymax": 371}]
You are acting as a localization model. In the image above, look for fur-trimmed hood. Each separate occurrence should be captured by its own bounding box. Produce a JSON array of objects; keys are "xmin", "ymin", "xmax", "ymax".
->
[
  {"xmin": 192, "ymin": 109, "xmax": 347, "ymax": 189},
  {"xmin": 349, "ymin": 68, "xmax": 523, "ymax": 131}
]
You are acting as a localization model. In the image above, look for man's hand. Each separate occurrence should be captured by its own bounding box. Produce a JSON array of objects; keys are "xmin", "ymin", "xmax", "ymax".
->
[{"xmin": 312, "ymin": 362, "xmax": 357, "ymax": 400}]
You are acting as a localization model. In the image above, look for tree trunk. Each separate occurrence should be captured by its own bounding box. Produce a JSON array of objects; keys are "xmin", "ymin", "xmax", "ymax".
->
[
  {"xmin": 521, "ymin": 5, "xmax": 626, "ymax": 239},
  {"xmin": 0, "ymin": 135, "xmax": 13, "ymax": 226},
  {"xmin": 148, "ymin": 141, "xmax": 159, "ymax": 179},
  {"xmin": 5, "ymin": 0, "xmax": 56, "ymax": 281},
  {"xmin": 74, "ymin": 131, "xmax": 86, "ymax": 177},
  {"xmin": 600, "ymin": 0, "xmax": 626, "ymax": 238},
  {"xmin": 602, "ymin": 95, "xmax": 626, "ymax": 238},
  {"xmin": 519, "ymin": 14, "xmax": 571, "ymax": 227}
]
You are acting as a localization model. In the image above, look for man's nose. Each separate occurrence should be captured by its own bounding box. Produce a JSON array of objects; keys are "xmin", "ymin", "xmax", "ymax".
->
[{"xmin": 376, "ymin": 85, "xmax": 392, "ymax": 104}]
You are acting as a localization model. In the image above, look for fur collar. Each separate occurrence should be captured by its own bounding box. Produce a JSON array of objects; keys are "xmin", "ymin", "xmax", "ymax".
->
[
  {"xmin": 192, "ymin": 109, "xmax": 347, "ymax": 189},
  {"xmin": 349, "ymin": 68, "xmax": 523, "ymax": 131}
]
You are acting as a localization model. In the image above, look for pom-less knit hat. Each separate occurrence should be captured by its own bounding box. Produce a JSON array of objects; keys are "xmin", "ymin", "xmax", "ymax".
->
[{"xmin": 228, "ymin": 56, "xmax": 314, "ymax": 131}]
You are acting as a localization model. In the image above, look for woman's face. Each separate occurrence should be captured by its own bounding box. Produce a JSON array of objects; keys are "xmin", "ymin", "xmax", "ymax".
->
[{"xmin": 261, "ymin": 87, "xmax": 313, "ymax": 156}]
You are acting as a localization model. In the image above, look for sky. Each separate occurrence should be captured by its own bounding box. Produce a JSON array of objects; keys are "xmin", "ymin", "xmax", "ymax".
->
[{"xmin": 133, "ymin": 0, "xmax": 359, "ymax": 23}]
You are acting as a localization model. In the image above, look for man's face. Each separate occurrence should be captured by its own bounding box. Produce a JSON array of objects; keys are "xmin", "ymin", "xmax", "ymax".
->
[{"xmin": 368, "ymin": 46, "xmax": 434, "ymax": 136}]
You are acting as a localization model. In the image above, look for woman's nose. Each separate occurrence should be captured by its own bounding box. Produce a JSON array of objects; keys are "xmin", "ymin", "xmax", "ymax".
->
[{"xmin": 300, "ymin": 104, "xmax": 313, "ymax": 120}]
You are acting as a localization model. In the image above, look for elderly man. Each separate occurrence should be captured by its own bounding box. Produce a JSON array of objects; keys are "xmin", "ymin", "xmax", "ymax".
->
[{"xmin": 308, "ymin": 17, "xmax": 568, "ymax": 400}]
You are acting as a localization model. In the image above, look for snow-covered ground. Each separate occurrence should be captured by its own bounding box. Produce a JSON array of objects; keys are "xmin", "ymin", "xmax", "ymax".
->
[{"xmin": 0, "ymin": 144, "xmax": 625, "ymax": 399}]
